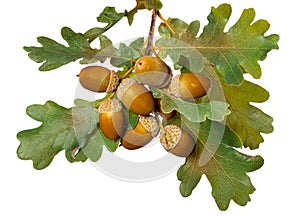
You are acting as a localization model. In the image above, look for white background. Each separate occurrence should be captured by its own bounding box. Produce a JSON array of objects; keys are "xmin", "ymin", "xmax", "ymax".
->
[{"xmin": 1, "ymin": 0, "xmax": 299, "ymax": 215}]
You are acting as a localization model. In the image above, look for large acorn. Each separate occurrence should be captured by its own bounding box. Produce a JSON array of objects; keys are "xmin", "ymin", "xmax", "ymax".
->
[
  {"xmin": 78, "ymin": 66, "xmax": 119, "ymax": 93},
  {"xmin": 121, "ymin": 116, "xmax": 159, "ymax": 150},
  {"xmin": 135, "ymin": 56, "xmax": 172, "ymax": 88},
  {"xmin": 160, "ymin": 125, "xmax": 195, "ymax": 157},
  {"xmin": 116, "ymin": 78, "xmax": 155, "ymax": 115},
  {"xmin": 98, "ymin": 98, "xmax": 126, "ymax": 140},
  {"xmin": 167, "ymin": 73, "xmax": 211, "ymax": 99}
]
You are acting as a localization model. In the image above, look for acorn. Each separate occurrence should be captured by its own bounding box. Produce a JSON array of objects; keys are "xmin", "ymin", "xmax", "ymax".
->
[
  {"xmin": 116, "ymin": 78, "xmax": 155, "ymax": 115},
  {"xmin": 155, "ymin": 99, "xmax": 176, "ymax": 120},
  {"xmin": 167, "ymin": 73, "xmax": 211, "ymax": 99},
  {"xmin": 135, "ymin": 56, "xmax": 172, "ymax": 88},
  {"xmin": 160, "ymin": 125, "xmax": 195, "ymax": 157},
  {"xmin": 78, "ymin": 66, "xmax": 119, "ymax": 93},
  {"xmin": 98, "ymin": 98, "xmax": 126, "ymax": 140},
  {"xmin": 121, "ymin": 116, "xmax": 159, "ymax": 150}
]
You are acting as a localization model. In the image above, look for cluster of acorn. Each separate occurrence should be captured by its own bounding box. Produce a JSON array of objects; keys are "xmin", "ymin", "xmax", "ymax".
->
[{"xmin": 77, "ymin": 56, "xmax": 211, "ymax": 157}]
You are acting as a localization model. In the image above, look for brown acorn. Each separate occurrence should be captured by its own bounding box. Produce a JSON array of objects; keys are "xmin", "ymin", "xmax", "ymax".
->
[
  {"xmin": 160, "ymin": 125, "xmax": 195, "ymax": 157},
  {"xmin": 78, "ymin": 66, "xmax": 119, "ymax": 93},
  {"xmin": 116, "ymin": 78, "xmax": 155, "ymax": 115},
  {"xmin": 135, "ymin": 56, "xmax": 172, "ymax": 88},
  {"xmin": 98, "ymin": 98, "xmax": 126, "ymax": 140},
  {"xmin": 121, "ymin": 116, "xmax": 159, "ymax": 150},
  {"xmin": 167, "ymin": 73, "xmax": 211, "ymax": 99}
]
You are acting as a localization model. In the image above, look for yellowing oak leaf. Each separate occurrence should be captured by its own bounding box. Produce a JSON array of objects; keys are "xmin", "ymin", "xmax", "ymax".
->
[{"xmin": 222, "ymin": 80, "xmax": 274, "ymax": 149}]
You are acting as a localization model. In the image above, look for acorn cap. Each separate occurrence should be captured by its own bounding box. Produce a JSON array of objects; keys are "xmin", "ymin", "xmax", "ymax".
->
[
  {"xmin": 166, "ymin": 75, "xmax": 181, "ymax": 98},
  {"xmin": 160, "ymin": 125, "xmax": 182, "ymax": 150},
  {"xmin": 98, "ymin": 98, "xmax": 123, "ymax": 113},
  {"xmin": 139, "ymin": 116, "xmax": 159, "ymax": 137},
  {"xmin": 106, "ymin": 71, "xmax": 120, "ymax": 93},
  {"xmin": 160, "ymin": 125, "xmax": 195, "ymax": 157}
]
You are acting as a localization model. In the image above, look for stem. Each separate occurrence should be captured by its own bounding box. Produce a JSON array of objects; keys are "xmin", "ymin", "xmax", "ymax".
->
[
  {"xmin": 71, "ymin": 147, "xmax": 81, "ymax": 159},
  {"xmin": 145, "ymin": 10, "xmax": 157, "ymax": 56},
  {"xmin": 154, "ymin": 112, "xmax": 167, "ymax": 145},
  {"xmin": 121, "ymin": 65, "xmax": 135, "ymax": 79},
  {"xmin": 157, "ymin": 11, "xmax": 176, "ymax": 35}
]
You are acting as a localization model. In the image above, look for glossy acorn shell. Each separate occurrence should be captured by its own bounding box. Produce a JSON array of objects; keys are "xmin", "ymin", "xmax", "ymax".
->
[
  {"xmin": 121, "ymin": 117, "xmax": 158, "ymax": 150},
  {"xmin": 99, "ymin": 99, "xmax": 126, "ymax": 140},
  {"xmin": 117, "ymin": 78, "xmax": 155, "ymax": 115},
  {"xmin": 135, "ymin": 56, "xmax": 172, "ymax": 88},
  {"xmin": 78, "ymin": 66, "xmax": 118, "ymax": 93},
  {"xmin": 99, "ymin": 112, "xmax": 125, "ymax": 140},
  {"xmin": 168, "ymin": 73, "xmax": 211, "ymax": 99},
  {"xmin": 121, "ymin": 122, "xmax": 152, "ymax": 150},
  {"xmin": 178, "ymin": 73, "xmax": 210, "ymax": 98}
]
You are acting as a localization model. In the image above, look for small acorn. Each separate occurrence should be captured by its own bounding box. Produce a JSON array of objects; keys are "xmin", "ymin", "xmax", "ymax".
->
[
  {"xmin": 160, "ymin": 125, "xmax": 195, "ymax": 157},
  {"xmin": 167, "ymin": 73, "xmax": 211, "ymax": 99},
  {"xmin": 116, "ymin": 78, "xmax": 155, "ymax": 115},
  {"xmin": 98, "ymin": 98, "xmax": 126, "ymax": 140},
  {"xmin": 155, "ymin": 99, "xmax": 176, "ymax": 120},
  {"xmin": 78, "ymin": 66, "xmax": 119, "ymax": 93},
  {"xmin": 121, "ymin": 116, "xmax": 159, "ymax": 150},
  {"xmin": 135, "ymin": 56, "xmax": 172, "ymax": 88}
]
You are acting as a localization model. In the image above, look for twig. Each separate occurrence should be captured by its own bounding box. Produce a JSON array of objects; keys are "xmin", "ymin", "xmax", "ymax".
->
[
  {"xmin": 121, "ymin": 65, "xmax": 135, "ymax": 79},
  {"xmin": 145, "ymin": 10, "xmax": 157, "ymax": 56}
]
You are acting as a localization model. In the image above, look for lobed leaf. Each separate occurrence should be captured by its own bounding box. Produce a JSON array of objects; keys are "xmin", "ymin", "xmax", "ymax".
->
[
  {"xmin": 173, "ymin": 117, "xmax": 264, "ymax": 210},
  {"xmin": 24, "ymin": 27, "xmax": 97, "ymax": 71},
  {"xmin": 126, "ymin": 0, "xmax": 163, "ymax": 25},
  {"xmin": 199, "ymin": 60, "xmax": 273, "ymax": 149},
  {"xmin": 157, "ymin": 4, "xmax": 279, "ymax": 85},
  {"xmin": 152, "ymin": 88, "xmax": 230, "ymax": 122},
  {"xmin": 87, "ymin": 36, "xmax": 143, "ymax": 68},
  {"xmin": 221, "ymin": 80, "xmax": 274, "ymax": 149},
  {"xmin": 110, "ymin": 38, "xmax": 144, "ymax": 67},
  {"xmin": 16, "ymin": 101, "xmax": 98, "ymax": 169},
  {"xmin": 84, "ymin": 7, "xmax": 125, "ymax": 42}
]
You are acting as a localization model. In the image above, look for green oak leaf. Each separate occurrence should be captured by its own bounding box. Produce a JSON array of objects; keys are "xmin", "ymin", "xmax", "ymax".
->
[
  {"xmin": 110, "ymin": 38, "xmax": 143, "ymax": 67},
  {"xmin": 222, "ymin": 80, "xmax": 274, "ymax": 149},
  {"xmin": 157, "ymin": 3, "xmax": 279, "ymax": 85},
  {"xmin": 152, "ymin": 88, "xmax": 230, "ymax": 122},
  {"xmin": 85, "ymin": 34, "xmax": 118, "ymax": 64},
  {"xmin": 172, "ymin": 117, "xmax": 263, "ymax": 210},
  {"xmin": 126, "ymin": 0, "xmax": 163, "ymax": 25},
  {"xmin": 16, "ymin": 101, "xmax": 98, "ymax": 169},
  {"xmin": 84, "ymin": 7, "xmax": 125, "ymax": 42},
  {"xmin": 65, "ymin": 146, "xmax": 88, "ymax": 163},
  {"xmin": 24, "ymin": 27, "xmax": 97, "ymax": 71},
  {"xmin": 89, "ymin": 36, "xmax": 143, "ymax": 68},
  {"xmin": 82, "ymin": 126, "xmax": 120, "ymax": 162},
  {"xmin": 125, "ymin": 110, "xmax": 139, "ymax": 130},
  {"xmin": 81, "ymin": 129, "xmax": 103, "ymax": 162}
]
